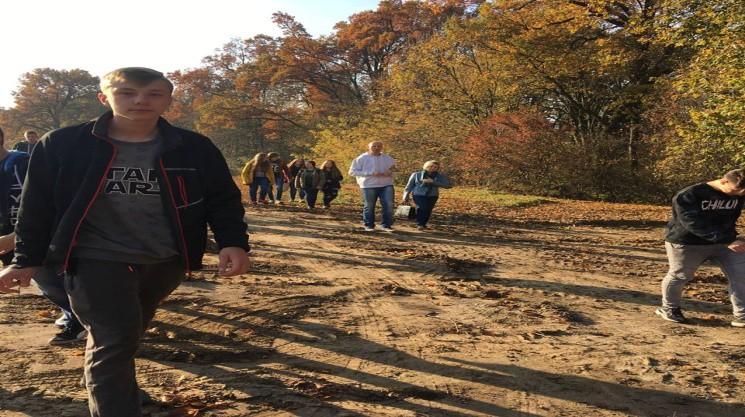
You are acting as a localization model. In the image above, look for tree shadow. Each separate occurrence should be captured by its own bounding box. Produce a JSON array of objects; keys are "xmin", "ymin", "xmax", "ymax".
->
[{"xmin": 150, "ymin": 299, "xmax": 742, "ymax": 417}]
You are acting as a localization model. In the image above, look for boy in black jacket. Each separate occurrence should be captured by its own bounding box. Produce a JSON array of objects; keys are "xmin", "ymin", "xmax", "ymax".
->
[
  {"xmin": 0, "ymin": 68, "xmax": 250, "ymax": 417},
  {"xmin": 658, "ymin": 168, "xmax": 745, "ymax": 326}
]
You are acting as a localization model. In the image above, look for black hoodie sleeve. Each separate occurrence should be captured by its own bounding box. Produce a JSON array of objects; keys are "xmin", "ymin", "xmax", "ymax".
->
[
  {"xmin": 673, "ymin": 189, "xmax": 731, "ymax": 243},
  {"xmin": 13, "ymin": 136, "xmax": 57, "ymax": 267},
  {"xmin": 200, "ymin": 138, "xmax": 250, "ymax": 252}
]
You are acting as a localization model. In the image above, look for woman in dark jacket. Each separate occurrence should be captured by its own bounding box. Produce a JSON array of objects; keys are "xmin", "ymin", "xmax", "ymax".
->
[
  {"xmin": 402, "ymin": 160, "xmax": 452, "ymax": 230},
  {"xmin": 320, "ymin": 160, "xmax": 343, "ymax": 209},
  {"xmin": 295, "ymin": 160, "xmax": 324, "ymax": 210},
  {"xmin": 287, "ymin": 157, "xmax": 305, "ymax": 203}
]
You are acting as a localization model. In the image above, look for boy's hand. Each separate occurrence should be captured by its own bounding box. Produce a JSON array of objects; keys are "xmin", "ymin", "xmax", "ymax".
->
[
  {"xmin": 0, "ymin": 266, "xmax": 39, "ymax": 294},
  {"xmin": 0, "ymin": 233, "xmax": 15, "ymax": 255},
  {"xmin": 218, "ymin": 247, "xmax": 251, "ymax": 277},
  {"xmin": 729, "ymin": 240, "xmax": 745, "ymax": 253}
]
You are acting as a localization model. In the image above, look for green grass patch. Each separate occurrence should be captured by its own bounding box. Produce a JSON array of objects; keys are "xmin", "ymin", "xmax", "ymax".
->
[
  {"xmin": 333, "ymin": 184, "xmax": 553, "ymax": 209},
  {"xmin": 442, "ymin": 187, "xmax": 555, "ymax": 208}
]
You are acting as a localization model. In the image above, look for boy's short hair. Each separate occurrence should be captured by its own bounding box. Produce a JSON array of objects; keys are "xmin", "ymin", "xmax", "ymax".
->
[
  {"xmin": 724, "ymin": 169, "xmax": 745, "ymax": 189},
  {"xmin": 100, "ymin": 67, "xmax": 174, "ymax": 93},
  {"xmin": 267, "ymin": 152, "xmax": 280, "ymax": 159},
  {"xmin": 24, "ymin": 130, "xmax": 37, "ymax": 136}
]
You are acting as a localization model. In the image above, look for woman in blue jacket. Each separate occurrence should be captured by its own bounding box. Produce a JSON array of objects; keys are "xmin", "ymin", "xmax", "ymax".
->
[{"xmin": 402, "ymin": 160, "xmax": 452, "ymax": 229}]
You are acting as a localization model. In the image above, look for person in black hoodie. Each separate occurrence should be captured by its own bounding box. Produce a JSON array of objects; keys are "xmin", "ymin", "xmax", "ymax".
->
[
  {"xmin": 295, "ymin": 160, "xmax": 324, "ymax": 210},
  {"xmin": 0, "ymin": 67, "xmax": 250, "ymax": 417},
  {"xmin": 657, "ymin": 168, "xmax": 745, "ymax": 327}
]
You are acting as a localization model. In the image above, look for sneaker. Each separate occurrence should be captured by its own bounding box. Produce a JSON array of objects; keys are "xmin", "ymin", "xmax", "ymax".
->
[
  {"xmin": 49, "ymin": 323, "xmax": 87, "ymax": 346},
  {"xmin": 416, "ymin": 225, "xmax": 426, "ymax": 230},
  {"xmin": 655, "ymin": 307, "xmax": 687, "ymax": 323},
  {"xmin": 364, "ymin": 226, "xmax": 375, "ymax": 232},
  {"xmin": 731, "ymin": 318, "xmax": 745, "ymax": 327},
  {"xmin": 381, "ymin": 227, "xmax": 394, "ymax": 233},
  {"xmin": 55, "ymin": 314, "xmax": 68, "ymax": 328}
]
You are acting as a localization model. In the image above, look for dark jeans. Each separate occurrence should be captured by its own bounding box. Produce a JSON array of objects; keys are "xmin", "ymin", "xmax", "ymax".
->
[
  {"xmin": 274, "ymin": 177, "xmax": 285, "ymax": 201},
  {"xmin": 323, "ymin": 187, "xmax": 339, "ymax": 207},
  {"xmin": 66, "ymin": 258, "xmax": 184, "ymax": 417},
  {"xmin": 304, "ymin": 188, "xmax": 319, "ymax": 208},
  {"xmin": 248, "ymin": 177, "xmax": 271, "ymax": 202},
  {"xmin": 289, "ymin": 180, "xmax": 305, "ymax": 201},
  {"xmin": 33, "ymin": 267, "xmax": 80, "ymax": 328},
  {"xmin": 412, "ymin": 195, "xmax": 439, "ymax": 227}
]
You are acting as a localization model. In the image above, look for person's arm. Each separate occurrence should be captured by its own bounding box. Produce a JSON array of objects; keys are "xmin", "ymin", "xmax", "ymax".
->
[
  {"xmin": 402, "ymin": 173, "xmax": 417, "ymax": 202},
  {"xmin": 348, "ymin": 156, "xmax": 371, "ymax": 177},
  {"xmin": 240, "ymin": 161, "xmax": 253, "ymax": 185},
  {"xmin": 674, "ymin": 191, "xmax": 732, "ymax": 242},
  {"xmin": 282, "ymin": 165, "xmax": 291, "ymax": 183},
  {"xmin": 432, "ymin": 173, "xmax": 452, "ymax": 189},
  {"xmin": 317, "ymin": 171, "xmax": 326, "ymax": 190},
  {"xmin": 201, "ymin": 139, "xmax": 250, "ymax": 255},
  {"xmin": 13, "ymin": 136, "xmax": 57, "ymax": 268}
]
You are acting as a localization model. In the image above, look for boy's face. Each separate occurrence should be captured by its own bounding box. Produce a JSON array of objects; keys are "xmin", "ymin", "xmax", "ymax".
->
[{"xmin": 98, "ymin": 79, "xmax": 172, "ymax": 122}]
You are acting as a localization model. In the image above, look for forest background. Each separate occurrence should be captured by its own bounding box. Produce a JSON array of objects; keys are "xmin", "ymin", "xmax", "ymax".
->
[{"xmin": 0, "ymin": 0, "xmax": 742, "ymax": 202}]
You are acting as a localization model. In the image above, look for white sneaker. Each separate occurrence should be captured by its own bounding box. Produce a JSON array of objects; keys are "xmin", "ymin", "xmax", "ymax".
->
[
  {"xmin": 381, "ymin": 227, "xmax": 394, "ymax": 233},
  {"xmin": 364, "ymin": 226, "xmax": 375, "ymax": 232}
]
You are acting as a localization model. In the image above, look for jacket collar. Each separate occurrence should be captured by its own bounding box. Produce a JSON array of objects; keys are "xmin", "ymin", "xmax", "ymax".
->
[{"xmin": 91, "ymin": 111, "xmax": 183, "ymax": 151}]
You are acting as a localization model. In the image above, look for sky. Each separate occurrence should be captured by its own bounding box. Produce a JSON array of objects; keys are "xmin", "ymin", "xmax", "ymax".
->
[{"xmin": 0, "ymin": 0, "xmax": 380, "ymax": 108}]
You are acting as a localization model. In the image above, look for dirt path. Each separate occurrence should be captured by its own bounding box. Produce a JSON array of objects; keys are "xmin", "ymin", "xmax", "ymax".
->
[{"xmin": 1, "ymin": 201, "xmax": 745, "ymax": 417}]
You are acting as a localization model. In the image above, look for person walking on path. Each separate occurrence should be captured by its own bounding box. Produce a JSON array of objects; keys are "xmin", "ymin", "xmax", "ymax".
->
[
  {"xmin": 320, "ymin": 160, "xmax": 343, "ymax": 209},
  {"xmin": 12, "ymin": 130, "xmax": 39, "ymax": 154},
  {"xmin": 348, "ymin": 141, "xmax": 396, "ymax": 232},
  {"xmin": 287, "ymin": 157, "xmax": 306, "ymax": 204},
  {"xmin": 241, "ymin": 152, "xmax": 275, "ymax": 205},
  {"xmin": 267, "ymin": 152, "xmax": 290, "ymax": 204},
  {"xmin": 0, "ymin": 67, "xmax": 250, "ymax": 417},
  {"xmin": 402, "ymin": 160, "xmax": 452, "ymax": 230},
  {"xmin": 295, "ymin": 160, "xmax": 324, "ymax": 210},
  {"xmin": 656, "ymin": 168, "xmax": 745, "ymax": 327},
  {"xmin": 0, "ymin": 127, "xmax": 84, "ymax": 346}
]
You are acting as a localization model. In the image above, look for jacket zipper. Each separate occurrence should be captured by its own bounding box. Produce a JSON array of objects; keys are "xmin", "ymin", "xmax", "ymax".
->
[
  {"xmin": 160, "ymin": 159, "xmax": 191, "ymax": 274},
  {"xmin": 177, "ymin": 176, "xmax": 188, "ymax": 206},
  {"xmin": 62, "ymin": 143, "xmax": 118, "ymax": 273}
]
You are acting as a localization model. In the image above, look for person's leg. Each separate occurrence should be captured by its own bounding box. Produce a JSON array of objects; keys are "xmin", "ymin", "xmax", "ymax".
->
[
  {"xmin": 275, "ymin": 178, "xmax": 284, "ymax": 202},
  {"xmin": 412, "ymin": 195, "xmax": 431, "ymax": 227},
  {"xmin": 361, "ymin": 187, "xmax": 377, "ymax": 228},
  {"xmin": 289, "ymin": 181, "xmax": 297, "ymax": 201},
  {"xmin": 305, "ymin": 188, "xmax": 319, "ymax": 208},
  {"xmin": 713, "ymin": 247, "xmax": 745, "ymax": 320},
  {"xmin": 33, "ymin": 267, "xmax": 79, "ymax": 328},
  {"xmin": 137, "ymin": 259, "xmax": 185, "ymax": 329},
  {"xmin": 661, "ymin": 243, "xmax": 712, "ymax": 309},
  {"xmin": 380, "ymin": 185, "xmax": 395, "ymax": 229},
  {"xmin": 65, "ymin": 259, "xmax": 143, "ymax": 417},
  {"xmin": 258, "ymin": 178, "xmax": 270, "ymax": 202},
  {"xmin": 248, "ymin": 182, "xmax": 258, "ymax": 203}
]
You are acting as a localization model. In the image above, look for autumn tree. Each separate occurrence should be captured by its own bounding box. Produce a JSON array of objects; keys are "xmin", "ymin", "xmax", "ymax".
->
[{"xmin": 11, "ymin": 68, "xmax": 101, "ymax": 133}]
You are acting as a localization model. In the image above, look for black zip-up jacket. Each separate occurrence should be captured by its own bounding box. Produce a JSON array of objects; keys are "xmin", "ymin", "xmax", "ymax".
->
[
  {"xmin": 13, "ymin": 112, "xmax": 249, "ymax": 272},
  {"xmin": 665, "ymin": 183, "xmax": 744, "ymax": 245}
]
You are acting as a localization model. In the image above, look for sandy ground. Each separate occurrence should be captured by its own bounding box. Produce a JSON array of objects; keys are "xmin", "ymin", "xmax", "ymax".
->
[{"xmin": 1, "ymin": 198, "xmax": 745, "ymax": 417}]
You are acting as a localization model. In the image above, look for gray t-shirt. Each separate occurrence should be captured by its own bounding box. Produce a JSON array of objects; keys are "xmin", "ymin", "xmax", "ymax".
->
[{"xmin": 74, "ymin": 137, "xmax": 179, "ymax": 264}]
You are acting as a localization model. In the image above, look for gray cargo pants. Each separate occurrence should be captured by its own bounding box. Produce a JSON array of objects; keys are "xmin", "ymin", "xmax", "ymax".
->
[
  {"xmin": 65, "ymin": 258, "xmax": 184, "ymax": 417},
  {"xmin": 662, "ymin": 242, "xmax": 745, "ymax": 318}
]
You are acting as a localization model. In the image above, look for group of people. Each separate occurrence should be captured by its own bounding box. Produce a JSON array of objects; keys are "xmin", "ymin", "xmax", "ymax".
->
[
  {"xmin": 240, "ymin": 153, "xmax": 344, "ymax": 210},
  {"xmin": 239, "ymin": 141, "xmax": 454, "ymax": 231},
  {"xmin": 0, "ymin": 65, "xmax": 743, "ymax": 417}
]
